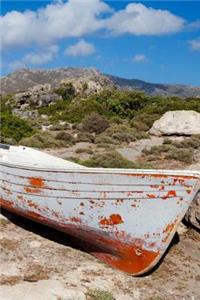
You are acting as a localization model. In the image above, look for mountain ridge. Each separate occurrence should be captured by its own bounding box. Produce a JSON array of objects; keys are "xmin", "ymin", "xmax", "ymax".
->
[{"xmin": 1, "ymin": 67, "xmax": 200, "ymax": 98}]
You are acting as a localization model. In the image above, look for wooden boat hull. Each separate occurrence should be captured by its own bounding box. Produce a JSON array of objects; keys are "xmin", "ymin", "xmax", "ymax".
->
[{"xmin": 0, "ymin": 146, "xmax": 199, "ymax": 275}]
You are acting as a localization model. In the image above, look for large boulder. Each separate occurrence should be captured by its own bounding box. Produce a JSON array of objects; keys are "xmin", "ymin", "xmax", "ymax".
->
[{"xmin": 150, "ymin": 110, "xmax": 200, "ymax": 136}]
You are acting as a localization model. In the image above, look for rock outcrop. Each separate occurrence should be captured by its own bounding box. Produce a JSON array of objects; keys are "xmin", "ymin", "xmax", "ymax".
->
[
  {"xmin": 150, "ymin": 111, "xmax": 200, "ymax": 136},
  {"xmin": 13, "ymin": 84, "xmax": 62, "ymax": 110},
  {"xmin": 60, "ymin": 77, "xmax": 109, "ymax": 96}
]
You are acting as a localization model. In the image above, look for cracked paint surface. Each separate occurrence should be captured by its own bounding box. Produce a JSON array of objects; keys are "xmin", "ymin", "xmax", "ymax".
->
[{"xmin": 0, "ymin": 162, "xmax": 199, "ymax": 275}]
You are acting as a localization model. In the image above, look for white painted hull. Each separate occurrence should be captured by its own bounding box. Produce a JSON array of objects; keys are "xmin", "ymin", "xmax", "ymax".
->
[{"xmin": 0, "ymin": 145, "xmax": 199, "ymax": 275}]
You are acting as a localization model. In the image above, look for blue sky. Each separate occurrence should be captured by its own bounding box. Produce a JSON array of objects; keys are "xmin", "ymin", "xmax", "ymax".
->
[{"xmin": 1, "ymin": 1, "xmax": 200, "ymax": 85}]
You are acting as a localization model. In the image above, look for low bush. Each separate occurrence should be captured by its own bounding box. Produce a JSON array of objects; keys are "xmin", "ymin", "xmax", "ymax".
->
[
  {"xmin": 95, "ymin": 134, "xmax": 116, "ymax": 145},
  {"xmin": 81, "ymin": 150, "xmax": 153, "ymax": 169},
  {"xmin": 142, "ymin": 142, "xmax": 194, "ymax": 164},
  {"xmin": 81, "ymin": 150, "xmax": 135, "ymax": 168},
  {"xmin": 61, "ymin": 98, "xmax": 104, "ymax": 123},
  {"xmin": 1, "ymin": 113, "xmax": 35, "ymax": 142},
  {"xmin": 130, "ymin": 113, "xmax": 160, "ymax": 131},
  {"xmin": 75, "ymin": 148, "xmax": 93, "ymax": 154},
  {"xmin": 54, "ymin": 82, "xmax": 76, "ymax": 101},
  {"xmin": 76, "ymin": 132, "xmax": 95, "ymax": 143},
  {"xmin": 49, "ymin": 123, "xmax": 71, "ymax": 131},
  {"xmin": 105, "ymin": 124, "xmax": 149, "ymax": 143},
  {"xmin": 163, "ymin": 135, "xmax": 200, "ymax": 149},
  {"xmin": 55, "ymin": 131, "xmax": 76, "ymax": 145},
  {"xmin": 79, "ymin": 112, "xmax": 109, "ymax": 134},
  {"xmin": 20, "ymin": 132, "xmax": 60, "ymax": 149}
]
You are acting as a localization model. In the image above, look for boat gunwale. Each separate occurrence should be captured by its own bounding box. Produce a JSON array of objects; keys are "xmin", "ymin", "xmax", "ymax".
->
[{"xmin": 1, "ymin": 161, "xmax": 200, "ymax": 179}]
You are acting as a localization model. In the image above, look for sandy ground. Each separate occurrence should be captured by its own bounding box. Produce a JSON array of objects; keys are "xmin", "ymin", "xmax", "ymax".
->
[
  {"xmin": 1, "ymin": 137, "xmax": 200, "ymax": 300},
  {"xmin": 0, "ymin": 210, "xmax": 200, "ymax": 300}
]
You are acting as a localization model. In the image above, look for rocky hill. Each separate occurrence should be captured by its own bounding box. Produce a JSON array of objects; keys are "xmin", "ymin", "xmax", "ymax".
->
[
  {"xmin": 1, "ymin": 67, "xmax": 200, "ymax": 98},
  {"xmin": 107, "ymin": 75, "xmax": 200, "ymax": 98}
]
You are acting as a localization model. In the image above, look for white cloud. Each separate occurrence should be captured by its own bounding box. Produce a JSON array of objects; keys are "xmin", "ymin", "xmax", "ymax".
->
[
  {"xmin": 133, "ymin": 54, "xmax": 147, "ymax": 63},
  {"xmin": 0, "ymin": 1, "xmax": 186, "ymax": 51},
  {"xmin": 8, "ymin": 45, "xmax": 59, "ymax": 71},
  {"xmin": 0, "ymin": 0, "xmax": 110, "ymax": 49},
  {"xmin": 65, "ymin": 40, "xmax": 95, "ymax": 56},
  {"xmin": 24, "ymin": 45, "xmax": 59, "ymax": 65},
  {"xmin": 186, "ymin": 20, "xmax": 200, "ymax": 31},
  {"xmin": 189, "ymin": 37, "xmax": 200, "ymax": 51},
  {"xmin": 106, "ymin": 3, "xmax": 185, "ymax": 35}
]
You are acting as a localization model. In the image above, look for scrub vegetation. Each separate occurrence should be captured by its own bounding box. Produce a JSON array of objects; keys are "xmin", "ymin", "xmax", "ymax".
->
[{"xmin": 1, "ymin": 87, "xmax": 200, "ymax": 167}]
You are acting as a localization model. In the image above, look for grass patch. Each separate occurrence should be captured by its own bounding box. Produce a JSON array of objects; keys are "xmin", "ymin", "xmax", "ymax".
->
[
  {"xmin": 80, "ymin": 150, "xmax": 153, "ymax": 169},
  {"xmin": 95, "ymin": 134, "xmax": 117, "ymax": 145},
  {"xmin": 142, "ymin": 136, "xmax": 199, "ymax": 164},
  {"xmin": 105, "ymin": 124, "xmax": 149, "ymax": 143},
  {"xmin": 19, "ymin": 132, "xmax": 61, "ymax": 149},
  {"xmin": 55, "ymin": 131, "xmax": 76, "ymax": 146},
  {"xmin": 76, "ymin": 132, "xmax": 95, "ymax": 143},
  {"xmin": 75, "ymin": 148, "xmax": 93, "ymax": 154},
  {"xmin": 86, "ymin": 289, "xmax": 115, "ymax": 300}
]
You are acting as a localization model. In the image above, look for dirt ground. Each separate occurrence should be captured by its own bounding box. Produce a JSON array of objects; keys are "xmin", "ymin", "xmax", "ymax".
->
[
  {"xmin": 0, "ymin": 210, "xmax": 200, "ymax": 300},
  {"xmin": 1, "ymin": 138, "xmax": 200, "ymax": 300}
]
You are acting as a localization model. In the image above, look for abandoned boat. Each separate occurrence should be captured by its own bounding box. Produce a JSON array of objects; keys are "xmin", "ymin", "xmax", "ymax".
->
[{"xmin": 0, "ymin": 144, "xmax": 199, "ymax": 275}]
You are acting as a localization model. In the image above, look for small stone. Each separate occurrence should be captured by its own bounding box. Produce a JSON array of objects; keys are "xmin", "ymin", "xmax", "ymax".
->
[{"xmin": 29, "ymin": 241, "xmax": 42, "ymax": 248}]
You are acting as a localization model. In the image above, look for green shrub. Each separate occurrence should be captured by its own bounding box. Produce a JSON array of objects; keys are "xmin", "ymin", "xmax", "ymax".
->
[
  {"xmin": 165, "ymin": 147, "xmax": 193, "ymax": 163},
  {"xmin": 130, "ymin": 113, "xmax": 160, "ymax": 131},
  {"xmin": 38, "ymin": 88, "xmax": 200, "ymax": 129},
  {"xmin": 81, "ymin": 150, "xmax": 153, "ymax": 169},
  {"xmin": 95, "ymin": 134, "xmax": 116, "ymax": 145},
  {"xmin": 81, "ymin": 151, "xmax": 134, "ymax": 168},
  {"xmin": 163, "ymin": 135, "xmax": 200, "ymax": 150},
  {"xmin": 0, "ymin": 137, "xmax": 17, "ymax": 145},
  {"xmin": 105, "ymin": 124, "xmax": 148, "ymax": 143},
  {"xmin": 49, "ymin": 123, "xmax": 70, "ymax": 131},
  {"xmin": 55, "ymin": 131, "xmax": 76, "ymax": 145},
  {"xmin": 130, "ymin": 120, "xmax": 149, "ymax": 131},
  {"xmin": 110, "ymin": 116, "xmax": 124, "ymax": 124},
  {"xmin": 75, "ymin": 148, "xmax": 93, "ymax": 154},
  {"xmin": 54, "ymin": 82, "xmax": 76, "ymax": 101},
  {"xmin": 38, "ymin": 100, "xmax": 70, "ymax": 122},
  {"xmin": 20, "ymin": 132, "xmax": 60, "ymax": 148},
  {"xmin": 142, "ymin": 143, "xmax": 194, "ymax": 163},
  {"xmin": 76, "ymin": 132, "xmax": 95, "ymax": 143},
  {"xmin": 180, "ymin": 135, "xmax": 200, "ymax": 149},
  {"xmin": 61, "ymin": 99, "xmax": 104, "ymax": 123},
  {"xmin": 1, "ymin": 113, "xmax": 35, "ymax": 142},
  {"xmin": 79, "ymin": 112, "xmax": 109, "ymax": 134}
]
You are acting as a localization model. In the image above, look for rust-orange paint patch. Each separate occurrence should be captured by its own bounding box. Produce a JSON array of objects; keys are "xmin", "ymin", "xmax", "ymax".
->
[
  {"xmin": 69, "ymin": 217, "xmax": 82, "ymax": 224},
  {"xmin": 27, "ymin": 200, "xmax": 39, "ymax": 209},
  {"xmin": 92, "ymin": 240, "xmax": 159, "ymax": 275},
  {"xmin": 28, "ymin": 177, "xmax": 45, "ymax": 188},
  {"xmin": 162, "ymin": 220, "xmax": 177, "ymax": 243},
  {"xmin": 162, "ymin": 190, "xmax": 177, "ymax": 200},
  {"xmin": 24, "ymin": 187, "xmax": 41, "ymax": 194},
  {"xmin": 147, "ymin": 194, "xmax": 156, "ymax": 199},
  {"xmin": 99, "ymin": 214, "xmax": 124, "ymax": 226}
]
